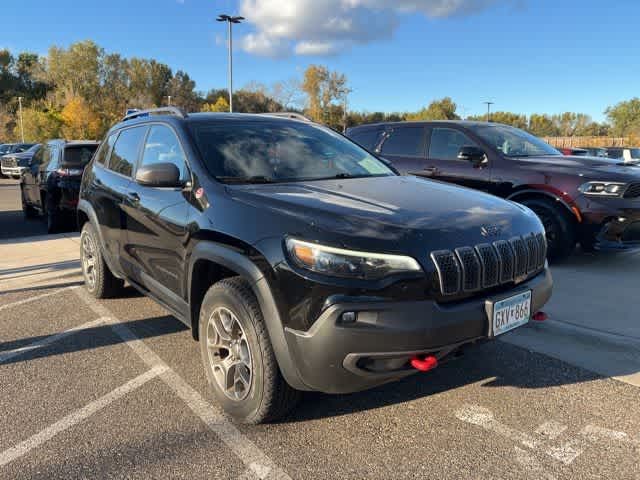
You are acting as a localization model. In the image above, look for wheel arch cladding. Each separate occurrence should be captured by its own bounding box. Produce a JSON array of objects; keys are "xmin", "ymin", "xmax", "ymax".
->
[{"xmin": 188, "ymin": 241, "xmax": 309, "ymax": 391}]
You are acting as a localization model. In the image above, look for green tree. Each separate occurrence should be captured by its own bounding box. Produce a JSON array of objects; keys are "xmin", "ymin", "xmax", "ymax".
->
[
  {"xmin": 605, "ymin": 98, "xmax": 640, "ymax": 137},
  {"xmin": 407, "ymin": 97, "xmax": 460, "ymax": 121},
  {"xmin": 528, "ymin": 114, "xmax": 559, "ymax": 137}
]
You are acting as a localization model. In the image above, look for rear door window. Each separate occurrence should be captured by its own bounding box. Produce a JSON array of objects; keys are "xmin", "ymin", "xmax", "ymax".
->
[
  {"xmin": 109, "ymin": 127, "xmax": 148, "ymax": 177},
  {"xmin": 94, "ymin": 135, "xmax": 116, "ymax": 166},
  {"xmin": 63, "ymin": 145, "xmax": 99, "ymax": 167},
  {"xmin": 429, "ymin": 128, "xmax": 479, "ymax": 161},
  {"xmin": 380, "ymin": 126, "xmax": 427, "ymax": 157},
  {"xmin": 349, "ymin": 129, "xmax": 383, "ymax": 151}
]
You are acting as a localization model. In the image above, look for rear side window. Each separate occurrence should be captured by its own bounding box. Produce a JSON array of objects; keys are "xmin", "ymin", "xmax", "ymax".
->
[
  {"xmin": 349, "ymin": 129, "xmax": 383, "ymax": 151},
  {"xmin": 109, "ymin": 127, "xmax": 147, "ymax": 177},
  {"xmin": 94, "ymin": 134, "xmax": 116, "ymax": 165},
  {"xmin": 140, "ymin": 125, "xmax": 188, "ymax": 180},
  {"xmin": 380, "ymin": 127, "xmax": 426, "ymax": 157},
  {"xmin": 429, "ymin": 128, "xmax": 478, "ymax": 161},
  {"xmin": 63, "ymin": 145, "xmax": 98, "ymax": 167}
]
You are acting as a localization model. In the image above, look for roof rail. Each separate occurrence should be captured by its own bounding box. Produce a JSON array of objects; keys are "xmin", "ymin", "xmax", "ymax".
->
[
  {"xmin": 122, "ymin": 107, "xmax": 188, "ymax": 122},
  {"xmin": 260, "ymin": 112, "xmax": 312, "ymax": 122}
]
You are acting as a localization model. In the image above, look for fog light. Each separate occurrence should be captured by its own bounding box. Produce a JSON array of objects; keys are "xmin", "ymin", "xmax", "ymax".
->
[{"xmin": 341, "ymin": 311, "xmax": 357, "ymax": 323}]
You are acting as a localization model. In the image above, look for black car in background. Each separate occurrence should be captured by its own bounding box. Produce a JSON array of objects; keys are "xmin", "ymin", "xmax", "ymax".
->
[
  {"xmin": 0, "ymin": 143, "xmax": 37, "ymax": 177},
  {"xmin": 21, "ymin": 139, "xmax": 99, "ymax": 232},
  {"xmin": 1, "ymin": 144, "xmax": 41, "ymax": 178},
  {"xmin": 347, "ymin": 121, "xmax": 640, "ymax": 260},
  {"xmin": 77, "ymin": 108, "xmax": 551, "ymax": 423}
]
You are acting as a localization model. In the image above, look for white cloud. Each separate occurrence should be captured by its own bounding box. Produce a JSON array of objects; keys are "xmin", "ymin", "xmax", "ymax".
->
[{"xmin": 239, "ymin": 0, "xmax": 516, "ymax": 57}]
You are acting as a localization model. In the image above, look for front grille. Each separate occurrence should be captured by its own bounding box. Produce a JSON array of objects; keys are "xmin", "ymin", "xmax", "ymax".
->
[
  {"xmin": 431, "ymin": 233, "xmax": 547, "ymax": 296},
  {"xmin": 624, "ymin": 183, "xmax": 640, "ymax": 199},
  {"xmin": 1, "ymin": 157, "xmax": 17, "ymax": 168}
]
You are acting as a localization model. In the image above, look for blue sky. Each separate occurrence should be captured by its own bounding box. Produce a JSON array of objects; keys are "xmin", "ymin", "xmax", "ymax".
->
[{"xmin": 2, "ymin": 0, "xmax": 638, "ymax": 121}]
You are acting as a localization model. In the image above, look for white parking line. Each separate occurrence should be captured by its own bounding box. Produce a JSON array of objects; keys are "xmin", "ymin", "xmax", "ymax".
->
[
  {"xmin": 74, "ymin": 287, "xmax": 292, "ymax": 480},
  {"xmin": 0, "ymin": 317, "xmax": 105, "ymax": 365},
  {"xmin": 0, "ymin": 366, "xmax": 166, "ymax": 468},
  {"xmin": 0, "ymin": 286, "xmax": 79, "ymax": 313}
]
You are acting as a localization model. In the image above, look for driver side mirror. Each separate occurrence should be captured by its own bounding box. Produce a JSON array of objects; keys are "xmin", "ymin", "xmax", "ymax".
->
[
  {"xmin": 136, "ymin": 162, "xmax": 182, "ymax": 188},
  {"xmin": 458, "ymin": 146, "xmax": 488, "ymax": 167}
]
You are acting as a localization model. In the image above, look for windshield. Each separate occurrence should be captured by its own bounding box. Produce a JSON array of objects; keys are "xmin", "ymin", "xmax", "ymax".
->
[
  {"xmin": 25, "ymin": 144, "xmax": 41, "ymax": 154},
  {"xmin": 63, "ymin": 145, "xmax": 98, "ymax": 167},
  {"xmin": 468, "ymin": 125, "xmax": 561, "ymax": 157},
  {"xmin": 190, "ymin": 121, "xmax": 394, "ymax": 183},
  {"xmin": 0, "ymin": 145, "xmax": 10, "ymax": 155}
]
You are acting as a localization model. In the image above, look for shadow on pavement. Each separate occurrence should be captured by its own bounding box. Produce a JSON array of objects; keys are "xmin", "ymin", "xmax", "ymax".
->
[
  {"xmin": 0, "ymin": 210, "xmax": 47, "ymax": 240},
  {"xmin": 0, "ymin": 315, "xmax": 188, "ymax": 366}
]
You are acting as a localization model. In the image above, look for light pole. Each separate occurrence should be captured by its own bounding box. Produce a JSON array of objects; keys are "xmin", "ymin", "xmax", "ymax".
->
[
  {"xmin": 217, "ymin": 14, "xmax": 244, "ymax": 113},
  {"xmin": 17, "ymin": 97, "xmax": 24, "ymax": 142},
  {"xmin": 483, "ymin": 101, "xmax": 494, "ymax": 122},
  {"xmin": 165, "ymin": 95, "xmax": 172, "ymax": 106}
]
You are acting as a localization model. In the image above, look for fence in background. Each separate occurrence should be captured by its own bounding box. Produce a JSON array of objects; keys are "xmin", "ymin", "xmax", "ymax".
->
[{"xmin": 544, "ymin": 137, "xmax": 629, "ymax": 148}]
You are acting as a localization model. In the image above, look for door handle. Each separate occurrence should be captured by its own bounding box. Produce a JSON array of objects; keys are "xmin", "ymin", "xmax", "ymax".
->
[{"xmin": 127, "ymin": 191, "xmax": 140, "ymax": 203}]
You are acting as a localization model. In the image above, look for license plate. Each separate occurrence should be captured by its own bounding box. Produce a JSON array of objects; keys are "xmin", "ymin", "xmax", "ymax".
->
[{"xmin": 491, "ymin": 291, "xmax": 532, "ymax": 337}]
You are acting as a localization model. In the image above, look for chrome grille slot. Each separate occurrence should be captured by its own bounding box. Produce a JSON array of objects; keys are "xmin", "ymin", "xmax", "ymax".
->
[
  {"xmin": 535, "ymin": 233, "xmax": 547, "ymax": 265},
  {"xmin": 430, "ymin": 251, "xmax": 461, "ymax": 295},
  {"xmin": 494, "ymin": 240, "xmax": 515, "ymax": 283},
  {"xmin": 475, "ymin": 243, "xmax": 500, "ymax": 288},
  {"xmin": 455, "ymin": 247, "xmax": 481, "ymax": 292},
  {"xmin": 510, "ymin": 237, "xmax": 528, "ymax": 278},
  {"xmin": 526, "ymin": 234, "xmax": 539, "ymax": 273}
]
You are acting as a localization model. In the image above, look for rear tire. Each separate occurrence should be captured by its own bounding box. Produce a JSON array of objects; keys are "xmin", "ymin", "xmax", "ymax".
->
[
  {"xmin": 199, "ymin": 277, "xmax": 300, "ymax": 424},
  {"xmin": 520, "ymin": 197, "xmax": 576, "ymax": 262},
  {"xmin": 80, "ymin": 222, "xmax": 124, "ymax": 298},
  {"xmin": 21, "ymin": 187, "xmax": 38, "ymax": 219}
]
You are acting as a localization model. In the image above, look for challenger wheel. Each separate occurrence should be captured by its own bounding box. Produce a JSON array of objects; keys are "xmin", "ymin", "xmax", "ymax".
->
[{"xmin": 199, "ymin": 277, "xmax": 300, "ymax": 424}]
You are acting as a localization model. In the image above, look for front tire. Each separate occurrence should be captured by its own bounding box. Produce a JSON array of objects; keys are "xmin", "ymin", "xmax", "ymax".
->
[
  {"xmin": 199, "ymin": 277, "xmax": 300, "ymax": 424},
  {"xmin": 521, "ymin": 198, "xmax": 576, "ymax": 262},
  {"xmin": 80, "ymin": 222, "xmax": 124, "ymax": 298}
]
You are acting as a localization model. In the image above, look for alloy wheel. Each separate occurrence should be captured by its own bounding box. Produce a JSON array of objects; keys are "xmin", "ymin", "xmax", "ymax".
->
[
  {"xmin": 206, "ymin": 307, "xmax": 253, "ymax": 401},
  {"xmin": 81, "ymin": 233, "xmax": 97, "ymax": 289}
]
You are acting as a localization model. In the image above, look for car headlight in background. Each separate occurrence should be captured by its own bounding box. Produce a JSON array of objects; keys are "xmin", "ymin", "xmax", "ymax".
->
[
  {"xmin": 285, "ymin": 238, "xmax": 422, "ymax": 280},
  {"xmin": 578, "ymin": 181, "xmax": 627, "ymax": 197}
]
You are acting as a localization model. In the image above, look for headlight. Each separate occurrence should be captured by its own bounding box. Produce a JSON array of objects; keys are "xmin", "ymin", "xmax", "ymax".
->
[
  {"xmin": 578, "ymin": 181, "xmax": 627, "ymax": 197},
  {"xmin": 285, "ymin": 238, "xmax": 422, "ymax": 280}
]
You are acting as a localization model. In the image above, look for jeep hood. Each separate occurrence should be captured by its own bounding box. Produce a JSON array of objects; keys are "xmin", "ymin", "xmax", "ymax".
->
[{"xmin": 228, "ymin": 175, "xmax": 542, "ymax": 252}]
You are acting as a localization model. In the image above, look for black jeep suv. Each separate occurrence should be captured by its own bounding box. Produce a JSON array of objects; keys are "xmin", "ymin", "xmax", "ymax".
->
[
  {"xmin": 347, "ymin": 121, "xmax": 640, "ymax": 260},
  {"xmin": 78, "ymin": 108, "xmax": 552, "ymax": 423}
]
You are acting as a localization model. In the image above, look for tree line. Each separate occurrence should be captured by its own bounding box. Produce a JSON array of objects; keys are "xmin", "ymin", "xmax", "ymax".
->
[{"xmin": 1, "ymin": 40, "xmax": 640, "ymax": 142}]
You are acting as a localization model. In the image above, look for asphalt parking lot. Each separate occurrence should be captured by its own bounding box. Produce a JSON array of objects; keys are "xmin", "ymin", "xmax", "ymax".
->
[{"xmin": 1, "ymin": 177, "xmax": 639, "ymax": 479}]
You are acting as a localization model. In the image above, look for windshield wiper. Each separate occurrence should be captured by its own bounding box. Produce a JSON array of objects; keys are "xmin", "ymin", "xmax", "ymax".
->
[{"xmin": 216, "ymin": 175, "xmax": 275, "ymax": 184}]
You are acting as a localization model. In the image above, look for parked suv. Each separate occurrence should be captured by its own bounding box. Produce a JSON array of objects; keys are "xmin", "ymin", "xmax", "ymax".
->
[
  {"xmin": 605, "ymin": 147, "xmax": 640, "ymax": 163},
  {"xmin": 79, "ymin": 108, "xmax": 552, "ymax": 423},
  {"xmin": 347, "ymin": 121, "xmax": 640, "ymax": 259},
  {"xmin": 21, "ymin": 139, "xmax": 99, "ymax": 232}
]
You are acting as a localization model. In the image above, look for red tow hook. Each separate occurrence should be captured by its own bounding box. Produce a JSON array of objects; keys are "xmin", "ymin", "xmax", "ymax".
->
[
  {"xmin": 410, "ymin": 355, "xmax": 438, "ymax": 372},
  {"xmin": 532, "ymin": 311, "xmax": 548, "ymax": 322}
]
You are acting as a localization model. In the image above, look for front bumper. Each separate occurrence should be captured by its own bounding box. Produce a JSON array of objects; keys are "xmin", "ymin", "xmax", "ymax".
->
[
  {"xmin": 577, "ymin": 196, "xmax": 640, "ymax": 250},
  {"xmin": 283, "ymin": 268, "xmax": 553, "ymax": 394},
  {"xmin": 1, "ymin": 166, "xmax": 23, "ymax": 176}
]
